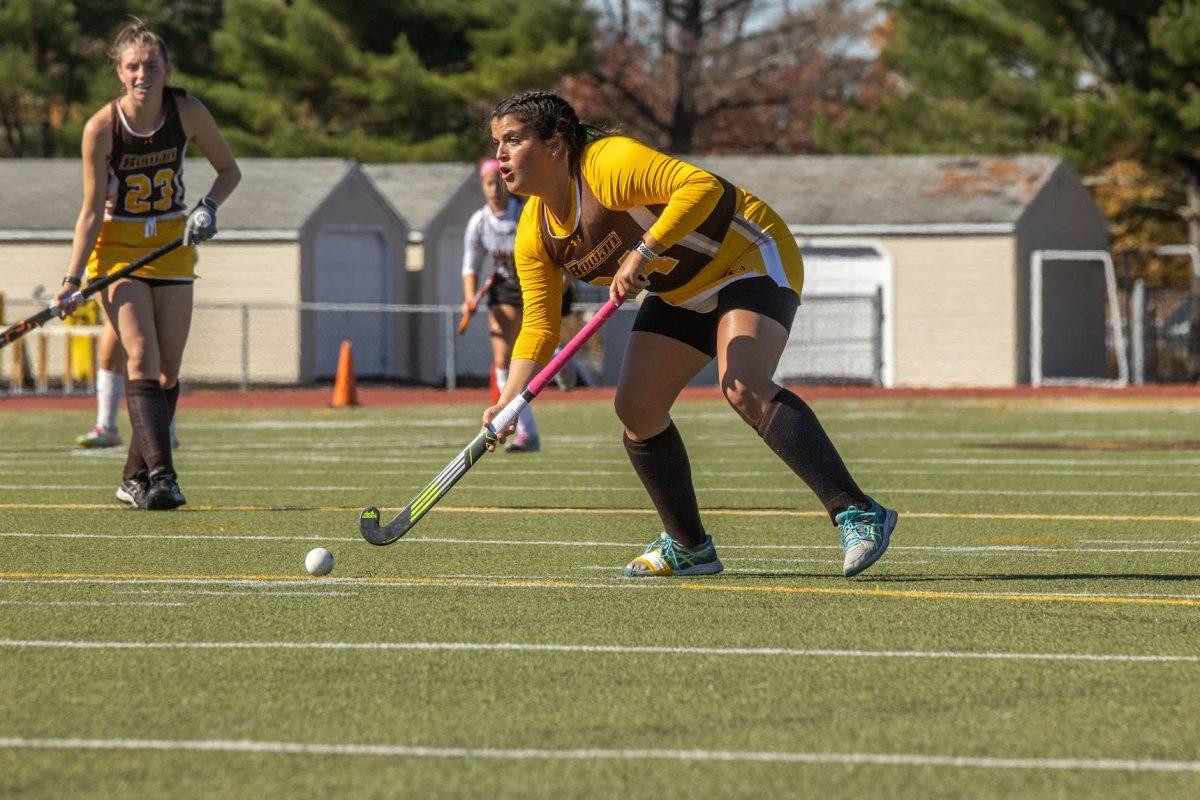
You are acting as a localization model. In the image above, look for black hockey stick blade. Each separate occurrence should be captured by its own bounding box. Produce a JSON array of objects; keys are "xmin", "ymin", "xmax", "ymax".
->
[{"xmin": 360, "ymin": 427, "xmax": 494, "ymax": 545}]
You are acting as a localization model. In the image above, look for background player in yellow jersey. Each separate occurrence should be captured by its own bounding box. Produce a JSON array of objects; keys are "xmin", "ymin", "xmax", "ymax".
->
[
  {"xmin": 54, "ymin": 18, "xmax": 240, "ymax": 510},
  {"xmin": 482, "ymin": 91, "xmax": 897, "ymax": 578}
]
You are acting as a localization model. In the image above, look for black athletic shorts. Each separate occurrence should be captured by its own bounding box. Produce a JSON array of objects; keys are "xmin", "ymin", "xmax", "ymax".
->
[
  {"xmin": 487, "ymin": 274, "xmax": 523, "ymax": 309},
  {"xmin": 130, "ymin": 276, "xmax": 194, "ymax": 288},
  {"xmin": 487, "ymin": 274, "xmax": 576, "ymax": 316},
  {"xmin": 631, "ymin": 276, "xmax": 799, "ymax": 358}
]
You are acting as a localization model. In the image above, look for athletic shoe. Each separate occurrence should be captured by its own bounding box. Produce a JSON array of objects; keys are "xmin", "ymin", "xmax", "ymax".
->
[
  {"xmin": 77, "ymin": 425, "xmax": 122, "ymax": 448},
  {"xmin": 624, "ymin": 533, "xmax": 724, "ymax": 577},
  {"xmin": 144, "ymin": 469, "xmax": 187, "ymax": 511},
  {"xmin": 839, "ymin": 498, "xmax": 898, "ymax": 577},
  {"xmin": 504, "ymin": 432, "xmax": 541, "ymax": 453},
  {"xmin": 116, "ymin": 472, "xmax": 150, "ymax": 509}
]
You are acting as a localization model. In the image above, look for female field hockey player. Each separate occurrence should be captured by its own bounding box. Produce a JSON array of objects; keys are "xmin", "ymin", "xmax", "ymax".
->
[
  {"xmin": 55, "ymin": 18, "xmax": 240, "ymax": 509},
  {"xmin": 462, "ymin": 160, "xmax": 542, "ymax": 452},
  {"xmin": 482, "ymin": 91, "xmax": 897, "ymax": 578}
]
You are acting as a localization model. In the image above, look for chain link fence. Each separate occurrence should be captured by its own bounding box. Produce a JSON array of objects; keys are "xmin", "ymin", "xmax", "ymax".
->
[{"xmin": 1, "ymin": 292, "xmax": 884, "ymax": 393}]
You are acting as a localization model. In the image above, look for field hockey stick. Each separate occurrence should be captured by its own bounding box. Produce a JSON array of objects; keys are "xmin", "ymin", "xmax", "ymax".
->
[
  {"xmin": 0, "ymin": 237, "xmax": 185, "ymax": 350},
  {"xmin": 457, "ymin": 272, "xmax": 496, "ymax": 334},
  {"xmin": 361, "ymin": 296, "xmax": 624, "ymax": 545}
]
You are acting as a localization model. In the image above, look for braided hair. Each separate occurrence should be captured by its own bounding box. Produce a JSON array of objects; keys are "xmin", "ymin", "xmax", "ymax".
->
[{"xmin": 490, "ymin": 91, "xmax": 608, "ymax": 176}]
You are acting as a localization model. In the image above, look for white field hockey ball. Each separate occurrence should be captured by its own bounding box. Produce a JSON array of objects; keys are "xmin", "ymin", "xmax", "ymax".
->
[{"xmin": 305, "ymin": 547, "xmax": 334, "ymax": 576}]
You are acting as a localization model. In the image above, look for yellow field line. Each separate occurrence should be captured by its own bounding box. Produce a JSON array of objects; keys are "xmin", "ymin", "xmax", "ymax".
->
[
  {"xmin": 1, "ymin": 570, "xmax": 1197, "ymax": 608},
  {"xmin": 4, "ymin": 502, "xmax": 1200, "ymax": 524}
]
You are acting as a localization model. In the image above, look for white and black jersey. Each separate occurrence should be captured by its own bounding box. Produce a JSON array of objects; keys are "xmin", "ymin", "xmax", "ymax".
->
[{"xmin": 462, "ymin": 198, "xmax": 524, "ymax": 281}]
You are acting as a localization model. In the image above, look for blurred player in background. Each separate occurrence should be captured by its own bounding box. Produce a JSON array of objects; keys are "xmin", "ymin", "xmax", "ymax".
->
[
  {"xmin": 462, "ymin": 159, "xmax": 543, "ymax": 452},
  {"xmin": 483, "ymin": 91, "xmax": 897, "ymax": 578},
  {"xmin": 54, "ymin": 18, "xmax": 239, "ymax": 509}
]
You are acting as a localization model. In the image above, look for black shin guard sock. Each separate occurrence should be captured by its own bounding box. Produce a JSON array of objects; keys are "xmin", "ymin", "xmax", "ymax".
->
[
  {"xmin": 164, "ymin": 381, "xmax": 180, "ymax": 422},
  {"xmin": 125, "ymin": 379, "xmax": 174, "ymax": 477},
  {"xmin": 756, "ymin": 388, "xmax": 869, "ymax": 524},
  {"xmin": 623, "ymin": 422, "xmax": 706, "ymax": 548}
]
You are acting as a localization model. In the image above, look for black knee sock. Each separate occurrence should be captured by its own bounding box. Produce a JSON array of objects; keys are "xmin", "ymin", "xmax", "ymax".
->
[
  {"xmin": 623, "ymin": 422, "xmax": 706, "ymax": 548},
  {"xmin": 124, "ymin": 381, "xmax": 180, "ymax": 480},
  {"xmin": 756, "ymin": 388, "xmax": 868, "ymax": 524},
  {"xmin": 164, "ymin": 380, "xmax": 180, "ymax": 422},
  {"xmin": 124, "ymin": 379, "xmax": 173, "ymax": 479}
]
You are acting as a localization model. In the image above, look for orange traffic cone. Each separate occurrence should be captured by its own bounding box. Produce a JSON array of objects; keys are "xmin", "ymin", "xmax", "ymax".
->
[
  {"xmin": 489, "ymin": 365, "xmax": 501, "ymax": 404},
  {"xmin": 331, "ymin": 340, "xmax": 359, "ymax": 407}
]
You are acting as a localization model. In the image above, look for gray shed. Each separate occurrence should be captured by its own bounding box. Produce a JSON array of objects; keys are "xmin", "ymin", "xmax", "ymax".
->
[
  {"xmin": 690, "ymin": 154, "xmax": 1110, "ymax": 387},
  {"xmin": 363, "ymin": 163, "xmax": 490, "ymax": 383},
  {"xmin": 0, "ymin": 158, "xmax": 410, "ymax": 384}
]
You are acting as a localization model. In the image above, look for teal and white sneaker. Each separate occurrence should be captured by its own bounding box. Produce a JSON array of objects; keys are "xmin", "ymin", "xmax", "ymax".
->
[
  {"xmin": 838, "ymin": 498, "xmax": 898, "ymax": 577},
  {"xmin": 623, "ymin": 533, "xmax": 724, "ymax": 577}
]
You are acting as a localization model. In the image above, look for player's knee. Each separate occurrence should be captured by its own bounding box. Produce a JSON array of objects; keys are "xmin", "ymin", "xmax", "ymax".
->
[
  {"xmin": 720, "ymin": 376, "xmax": 769, "ymax": 426},
  {"xmin": 122, "ymin": 342, "xmax": 150, "ymax": 373},
  {"xmin": 614, "ymin": 390, "xmax": 655, "ymax": 437},
  {"xmin": 158, "ymin": 363, "xmax": 181, "ymax": 386}
]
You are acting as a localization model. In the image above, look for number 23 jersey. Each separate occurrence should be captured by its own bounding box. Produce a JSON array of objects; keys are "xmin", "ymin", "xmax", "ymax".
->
[{"xmin": 88, "ymin": 87, "xmax": 196, "ymax": 281}]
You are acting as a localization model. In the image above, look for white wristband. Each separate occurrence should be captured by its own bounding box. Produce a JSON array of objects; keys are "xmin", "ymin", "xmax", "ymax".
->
[{"xmin": 634, "ymin": 241, "xmax": 659, "ymax": 260}]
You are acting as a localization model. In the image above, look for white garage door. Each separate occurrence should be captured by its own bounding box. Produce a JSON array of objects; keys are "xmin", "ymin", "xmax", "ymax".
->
[
  {"xmin": 774, "ymin": 241, "xmax": 894, "ymax": 387},
  {"xmin": 313, "ymin": 230, "xmax": 391, "ymax": 377}
]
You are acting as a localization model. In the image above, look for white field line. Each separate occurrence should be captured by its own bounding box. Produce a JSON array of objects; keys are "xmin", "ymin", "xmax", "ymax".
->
[
  {"xmin": 2, "ymin": 531, "xmax": 1196, "ymax": 555},
  {"xmin": 8, "ymin": 483, "xmax": 1200, "ymax": 501},
  {"xmin": 116, "ymin": 588, "xmax": 358, "ymax": 598},
  {"xmin": 26, "ymin": 453, "xmax": 1200, "ymax": 469},
  {"xmin": 5, "ymin": 575, "xmax": 1200, "ymax": 603},
  {"xmin": 1, "ymin": 638, "xmax": 1198, "ymax": 665},
  {"xmin": 1083, "ymin": 539, "xmax": 1200, "ymax": 545},
  {"xmin": 0, "ymin": 599, "xmax": 185, "ymax": 608},
  {"xmin": 1, "ymin": 737, "xmax": 1198, "ymax": 772},
  {"xmin": 20, "ymin": 464, "xmax": 1200, "ymax": 482}
]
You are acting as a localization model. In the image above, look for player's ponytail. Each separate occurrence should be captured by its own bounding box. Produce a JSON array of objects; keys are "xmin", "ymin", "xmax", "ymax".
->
[{"xmin": 491, "ymin": 91, "xmax": 610, "ymax": 176}]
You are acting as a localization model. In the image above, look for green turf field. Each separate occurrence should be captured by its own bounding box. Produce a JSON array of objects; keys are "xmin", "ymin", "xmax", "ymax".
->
[{"xmin": 1, "ymin": 393, "xmax": 1199, "ymax": 798}]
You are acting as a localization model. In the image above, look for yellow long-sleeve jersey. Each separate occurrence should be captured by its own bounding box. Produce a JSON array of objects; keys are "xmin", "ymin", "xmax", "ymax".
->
[{"xmin": 512, "ymin": 136, "xmax": 803, "ymax": 365}]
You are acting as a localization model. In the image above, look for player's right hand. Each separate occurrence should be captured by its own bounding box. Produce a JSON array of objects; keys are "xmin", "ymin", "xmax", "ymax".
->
[
  {"xmin": 52, "ymin": 284, "xmax": 82, "ymax": 318},
  {"xmin": 481, "ymin": 403, "xmax": 515, "ymax": 451}
]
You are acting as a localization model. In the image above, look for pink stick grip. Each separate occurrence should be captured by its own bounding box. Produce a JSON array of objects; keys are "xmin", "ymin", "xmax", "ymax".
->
[{"xmin": 527, "ymin": 298, "xmax": 623, "ymax": 397}]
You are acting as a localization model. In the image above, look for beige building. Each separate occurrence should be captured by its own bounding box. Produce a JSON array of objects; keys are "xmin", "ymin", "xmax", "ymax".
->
[
  {"xmin": 0, "ymin": 158, "xmax": 410, "ymax": 385},
  {"xmin": 696, "ymin": 155, "xmax": 1110, "ymax": 387},
  {"xmin": 2, "ymin": 154, "xmax": 1109, "ymax": 390},
  {"xmin": 362, "ymin": 163, "xmax": 480, "ymax": 384}
]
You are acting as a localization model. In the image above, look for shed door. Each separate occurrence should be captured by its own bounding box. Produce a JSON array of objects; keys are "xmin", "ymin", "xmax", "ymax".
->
[
  {"xmin": 775, "ymin": 243, "xmax": 894, "ymax": 386},
  {"xmin": 313, "ymin": 230, "xmax": 391, "ymax": 377}
]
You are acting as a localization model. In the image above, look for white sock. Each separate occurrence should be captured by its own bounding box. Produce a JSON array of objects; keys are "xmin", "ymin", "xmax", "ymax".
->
[
  {"xmin": 516, "ymin": 404, "xmax": 537, "ymax": 438},
  {"xmin": 495, "ymin": 367, "xmax": 508, "ymax": 392},
  {"xmin": 96, "ymin": 369, "xmax": 124, "ymax": 432}
]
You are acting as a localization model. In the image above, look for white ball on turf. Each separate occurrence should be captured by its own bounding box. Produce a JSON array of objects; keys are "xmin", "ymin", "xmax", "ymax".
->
[{"xmin": 305, "ymin": 547, "xmax": 334, "ymax": 576}]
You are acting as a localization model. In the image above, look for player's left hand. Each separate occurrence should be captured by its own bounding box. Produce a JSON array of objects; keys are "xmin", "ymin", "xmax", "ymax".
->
[
  {"xmin": 610, "ymin": 250, "xmax": 650, "ymax": 304},
  {"xmin": 183, "ymin": 197, "xmax": 218, "ymax": 246}
]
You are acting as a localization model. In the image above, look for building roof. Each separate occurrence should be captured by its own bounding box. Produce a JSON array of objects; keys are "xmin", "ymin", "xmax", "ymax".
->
[
  {"xmin": 692, "ymin": 154, "xmax": 1066, "ymax": 231},
  {"xmin": 363, "ymin": 163, "xmax": 475, "ymax": 232},
  {"xmin": 0, "ymin": 158, "xmax": 356, "ymax": 236}
]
